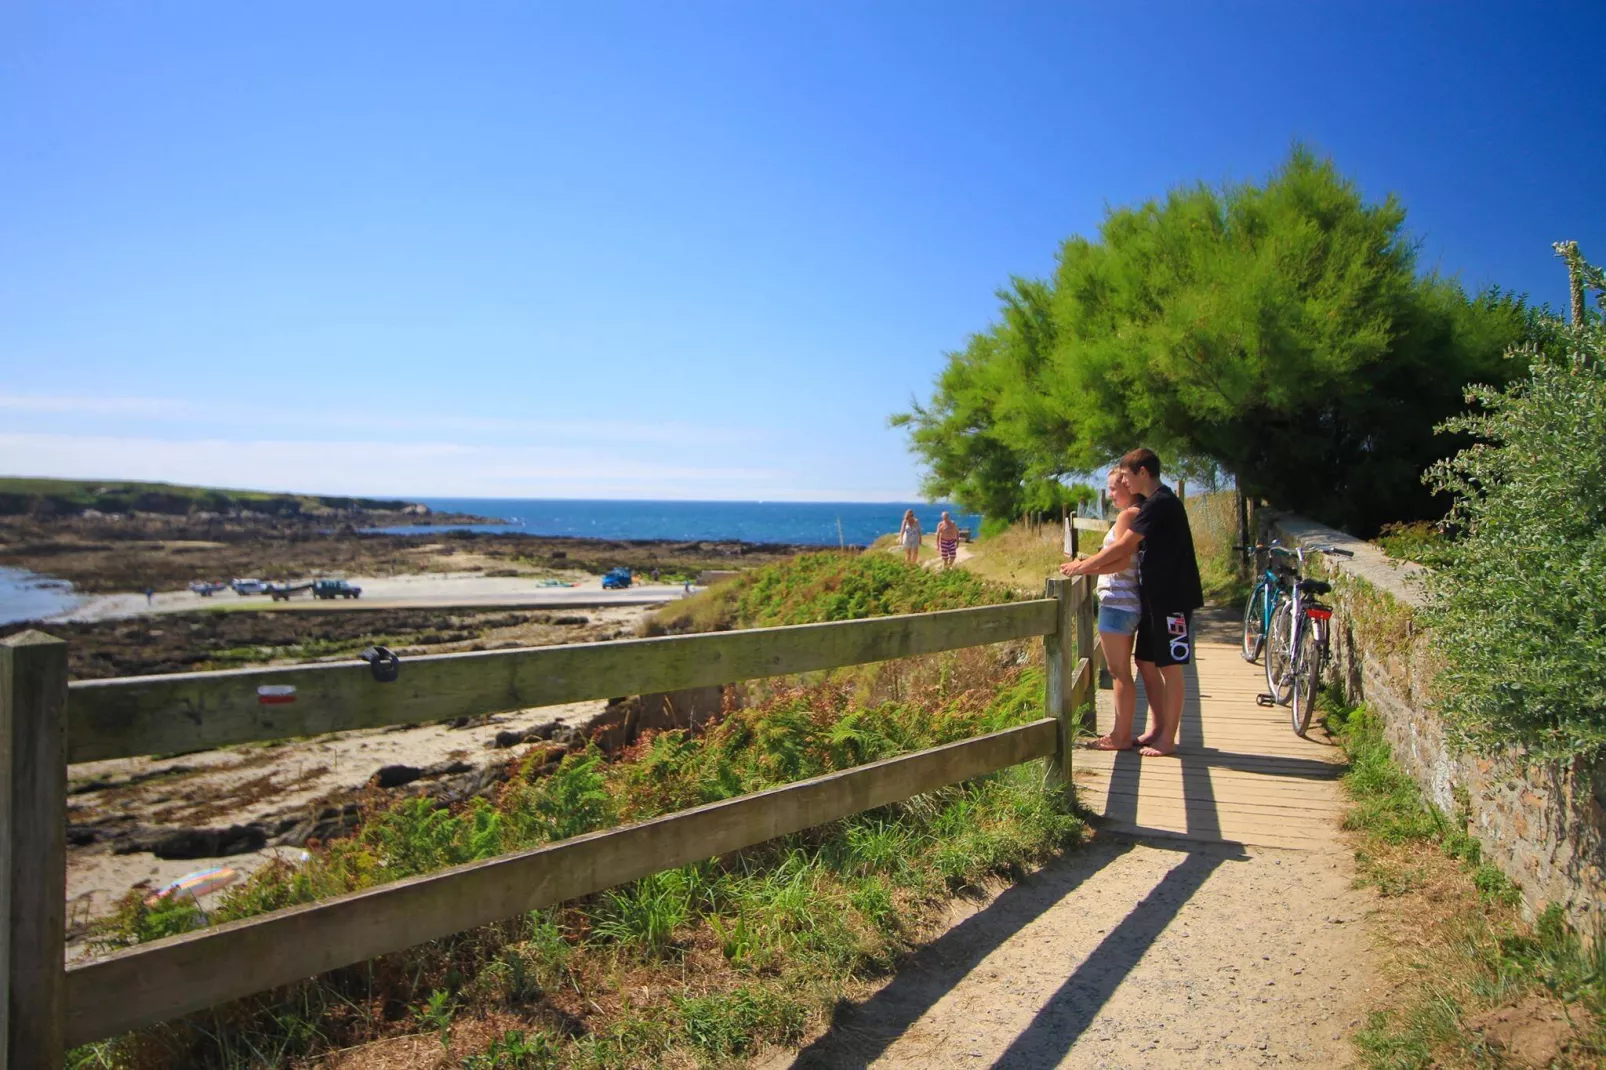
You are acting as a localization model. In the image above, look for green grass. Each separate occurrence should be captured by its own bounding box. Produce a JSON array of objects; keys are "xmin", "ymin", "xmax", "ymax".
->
[
  {"xmin": 956, "ymin": 522, "xmax": 1069, "ymax": 593},
  {"xmin": 1329, "ymin": 697, "xmax": 1605, "ymax": 1067},
  {"xmin": 644, "ymin": 549, "xmax": 1014, "ymax": 635},
  {"xmin": 76, "ymin": 554, "xmax": 1079, "ymax": 1069}
]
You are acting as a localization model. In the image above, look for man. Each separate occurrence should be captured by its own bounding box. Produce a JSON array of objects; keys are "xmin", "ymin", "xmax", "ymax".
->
[{"xmin": 1061, "ymin": 448, "xmax": 1203, "ymax": 756}]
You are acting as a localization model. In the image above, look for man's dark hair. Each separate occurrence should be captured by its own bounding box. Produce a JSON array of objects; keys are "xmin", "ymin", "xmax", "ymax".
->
[{"xmin": 1119, "ymin": 447, "xmax": 1161, "ymax": 480}]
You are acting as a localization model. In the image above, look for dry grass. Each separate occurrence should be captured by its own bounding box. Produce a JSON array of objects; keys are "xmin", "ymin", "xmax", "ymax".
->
[
  {"xmin": 959, "ymin": 522, "xmax": 1068, "ymax": 594},
  {"xmin": 1182, "ymin": 490, "xmax": 1245, "ymax": 605}
]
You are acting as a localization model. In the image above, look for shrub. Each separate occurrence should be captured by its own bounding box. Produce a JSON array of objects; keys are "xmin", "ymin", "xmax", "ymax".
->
[
  {"xmin": 1422, "ymin": 258, "xmax": 1606, "ymax": 761},
  {"xmin": 645, "ymin": 549, "xmax": 1014, "ymax": 634},
  {"xmin": 1373, "ymin": 520, "xmax": 1456, "ymax": 568}
]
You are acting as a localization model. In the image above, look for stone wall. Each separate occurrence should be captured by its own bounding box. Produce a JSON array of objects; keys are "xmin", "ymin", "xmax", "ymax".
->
[{"xmin": 1267, "ymin": 513, "xmax": 1606, "ymax": 934}]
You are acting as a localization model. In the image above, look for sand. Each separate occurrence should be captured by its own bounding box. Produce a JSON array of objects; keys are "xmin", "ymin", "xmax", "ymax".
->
[{"xmin": 57, "ymin": 571, "xmax": 693, "ymax": 623}]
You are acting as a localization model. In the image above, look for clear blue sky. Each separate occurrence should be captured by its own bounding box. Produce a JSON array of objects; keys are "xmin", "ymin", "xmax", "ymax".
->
[{"xmin": 2, "ymin": 2, "xmax": 1601, "ymax": 501}]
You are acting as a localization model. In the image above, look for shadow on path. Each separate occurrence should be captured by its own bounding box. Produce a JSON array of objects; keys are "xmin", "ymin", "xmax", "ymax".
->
[
  {"xmin": 986, "ymin": 848, "xmax": 1229, "ymax": 1068},
  {"xmin": 781, "ymin": 842, "xmax": 1133, "ymax": 1069}
]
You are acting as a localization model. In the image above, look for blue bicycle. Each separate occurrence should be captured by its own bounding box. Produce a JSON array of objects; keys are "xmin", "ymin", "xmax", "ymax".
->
[
  {"xmin": 1240, "ymin": 540, "xmax": 1354, "ymax": 735},
  {"xmin": 1237, "ymin": 541, "xmax": 1284, "ymax": 664}
]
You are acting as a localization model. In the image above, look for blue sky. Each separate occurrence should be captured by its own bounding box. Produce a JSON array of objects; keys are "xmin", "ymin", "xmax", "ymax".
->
[{"xmin": 2, "ymin": 2, "xmax": 1601, "ymax": 501}]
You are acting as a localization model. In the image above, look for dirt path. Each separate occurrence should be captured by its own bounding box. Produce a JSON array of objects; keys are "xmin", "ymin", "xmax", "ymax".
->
[
  {"xmin": 763, "ymin": 609, "xmax": 1382, "ymax": 1067},
  {"xmin": 771, "ymin": 839, "xmax": 1374, "ymax": 1068}
]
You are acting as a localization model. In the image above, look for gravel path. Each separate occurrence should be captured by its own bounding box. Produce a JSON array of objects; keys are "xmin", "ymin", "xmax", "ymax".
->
[
  {"xmin": 763, "ymin": 608, "xmax": 1382, "ymax": 1068},
  {"xmin": 769, "ymin": 837, "xmax": 1377, "ymax": 1068}
]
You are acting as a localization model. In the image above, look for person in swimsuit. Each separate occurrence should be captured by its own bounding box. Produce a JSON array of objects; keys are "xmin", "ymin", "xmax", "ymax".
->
[
  {"xmin": 935, "ymin": 511, "xmax": 961, "ymax": 569},
  {"xmin": 1063, "ymin": 449, "xmax": 1203, "ymax": 756},
  {"xmin": 898, "ymin": 509, "xmax": 922, "ymax": 565},
  {"xmin": 1065, "ymin": 471, "xmax": 1145, "ymax": 750}
]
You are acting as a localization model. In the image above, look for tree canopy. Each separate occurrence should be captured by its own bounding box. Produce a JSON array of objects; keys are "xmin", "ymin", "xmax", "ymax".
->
[{"xmin": 896, "ymin": 148, "xmax": 1533, "ymax": 535}]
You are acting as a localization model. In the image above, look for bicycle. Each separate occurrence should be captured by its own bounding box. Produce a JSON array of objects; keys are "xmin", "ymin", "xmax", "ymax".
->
[
  {"xmin": 1237, "ymin": 541, "xmax": 1285, "ymax": 664},
  {"xmin": 1253, "ymin": 543, "xmax": 1354, "ymax": 736}
]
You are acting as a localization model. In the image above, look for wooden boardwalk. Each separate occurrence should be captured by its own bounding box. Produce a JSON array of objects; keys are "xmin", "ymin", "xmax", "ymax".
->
[{"xmin": 1074, "ymin": 614, "xmax": 1347, "ymax": 851}]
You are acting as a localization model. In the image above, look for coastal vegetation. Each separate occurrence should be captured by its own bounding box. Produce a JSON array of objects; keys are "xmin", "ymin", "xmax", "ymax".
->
[
  {"xmin": 1330, "ymin": 699, "xmax": 1604, "ymax": 1066},
  {"xmin": 642, "ymin": 549, "xmax": 1013, "ymax": 636},
  {"xmin": 894, "ymin": 146, "xmax": 1534, "ymax": 537},
  {"xmin": 0, "ymin": 476, "xmax": 423, "ymax": 518},
  {"xmin": 74, "ymin": 553, "xmax": 1079, "ymax": 1068},
  {"xmin": 1417, "ymin": 251, "xmax": 1606, "ymax": 762}
]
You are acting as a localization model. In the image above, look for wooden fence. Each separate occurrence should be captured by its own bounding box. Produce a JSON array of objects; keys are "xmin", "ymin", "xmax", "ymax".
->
[{"xmin": 1, "ymin": 576, "xmax": 1098, "ymax": 1067}]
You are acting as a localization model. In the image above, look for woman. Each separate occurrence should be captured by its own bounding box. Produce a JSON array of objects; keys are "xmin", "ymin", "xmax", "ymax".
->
[
  {"xmin": 935, "ymin": 511, "xmax": 961, "ymax": 569},
  {"xmin": 1076, "ymin": 470, "xmax": 1146, "ymax": 750},
  {"xmin": 898, "ymin": 509, "xmax": 922, "ymax": 565}
]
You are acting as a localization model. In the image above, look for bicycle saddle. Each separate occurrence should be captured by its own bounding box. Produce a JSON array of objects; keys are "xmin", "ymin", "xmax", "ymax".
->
[{"xmin": 1297, "ymin": 579, "xmax": 1332, "ymax": 595}]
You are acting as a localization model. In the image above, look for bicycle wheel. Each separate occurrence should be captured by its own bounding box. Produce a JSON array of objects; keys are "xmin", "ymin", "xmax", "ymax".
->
[
  {"xmin": 1264, "ymin": 600, "xmax": 1294, "ymax": 705},
  {"xmin": 1242, "ymin": 581, "xmax": 1269, "ymax": 662},
  {"xmin": 1290, "ymin": 619, "xmax": 1323, "ymax": 736}
]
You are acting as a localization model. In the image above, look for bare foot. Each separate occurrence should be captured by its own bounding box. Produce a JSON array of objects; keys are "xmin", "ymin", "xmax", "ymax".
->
[
  {"xmin": 1085, "ymin": 735, "xmax": 1133, "ymax": 752},
  {"xmin": 1134, "ymin": 732, "xmax": 1158, "ymax": 747},
  {"xmin": 1139, "ymin": 743, "xmax": 1178, "ymax": 757}
]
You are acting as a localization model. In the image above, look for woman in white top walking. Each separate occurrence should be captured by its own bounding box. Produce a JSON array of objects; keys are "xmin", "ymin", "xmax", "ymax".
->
[
  {"xmin": 1073, "ymin": 469, "xmax": 1145, "ymax": 750},
  {"xmin": 898, "ymin": 509, "xmax": 923, "ymax": 566}
]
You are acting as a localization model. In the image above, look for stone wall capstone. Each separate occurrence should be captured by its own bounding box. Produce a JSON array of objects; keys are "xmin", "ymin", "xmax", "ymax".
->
[{"xmin": 1266, "ymin": 513, "xmax": 1606, "ymax": 934}]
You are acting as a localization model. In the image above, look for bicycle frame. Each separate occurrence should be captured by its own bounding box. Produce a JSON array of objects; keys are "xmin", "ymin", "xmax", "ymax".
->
[{"xmin": 1240, "ymin": 541, "xmax": 1291, "ymax": 662}]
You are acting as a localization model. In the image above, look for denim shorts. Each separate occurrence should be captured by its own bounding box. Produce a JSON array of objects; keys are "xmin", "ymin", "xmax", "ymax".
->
[{"xmin": 1097, "ymin": 602, "xmax": 1141, "ymax": 636}]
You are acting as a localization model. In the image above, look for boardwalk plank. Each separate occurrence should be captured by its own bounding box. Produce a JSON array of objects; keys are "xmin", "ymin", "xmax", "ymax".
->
[{"xmin": 1081, "ymin": 635, "xmax": 1346, "ymax": 851}]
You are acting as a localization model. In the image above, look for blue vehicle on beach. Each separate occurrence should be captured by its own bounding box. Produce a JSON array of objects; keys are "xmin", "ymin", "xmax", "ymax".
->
[{"xmin": 601, "ymin": 567, "xmax": 633, "ymax": 590}]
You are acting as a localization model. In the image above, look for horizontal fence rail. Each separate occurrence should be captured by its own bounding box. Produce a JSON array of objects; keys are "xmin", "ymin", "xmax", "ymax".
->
[
  {"xmin": 67, "ymin": 598, "xmax": 1059, "ymax": 764},
  {"xmin": 64, "ymin": 718, "xmax": 1059, "ymax": 1047},
  {"xmin": 5, "ymin": 578, "xmax": 1095, "ymax": 1066}
]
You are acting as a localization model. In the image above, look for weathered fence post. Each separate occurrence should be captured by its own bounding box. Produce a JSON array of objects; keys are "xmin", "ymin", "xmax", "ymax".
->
[
  {"xmin": 1073, "ymin": 575, "xmax": 1096, "ymax": 710},
  {"xmin": 1043, "ymin": 577, "xmax": 1077, "ymax": 788},
  {"xmin": 0, "ymin": 635, "xmax": 9, "ymax": 1068},
  {"xmin": 2, "ymin": 631, "xmax": 68, "ymax": 1069}
]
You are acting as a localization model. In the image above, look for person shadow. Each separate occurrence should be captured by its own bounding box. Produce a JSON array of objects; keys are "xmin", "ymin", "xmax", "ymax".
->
[{"xmin": 775, "ymin": 659, "xmax": 1251, "ymax": 1068}]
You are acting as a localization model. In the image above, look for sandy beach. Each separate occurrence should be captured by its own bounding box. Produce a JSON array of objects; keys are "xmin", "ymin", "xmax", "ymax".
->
[{"xmin": 57, "ymin": 570, "xmax": 695, "ymax": 623}]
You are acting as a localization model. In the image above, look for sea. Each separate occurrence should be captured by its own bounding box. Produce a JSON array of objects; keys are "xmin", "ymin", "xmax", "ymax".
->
[
  {"xmin": 372, "ymin": 499, "xmax": 983, "ymax": 549},
  {"xmin": 0, "ymin": 566, "xmax": 83, "ymax": 626}
]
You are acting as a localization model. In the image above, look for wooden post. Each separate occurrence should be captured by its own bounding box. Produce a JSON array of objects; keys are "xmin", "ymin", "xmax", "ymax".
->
[
  {"xmin": 1236, "ymin": 488, "xmax": 1250, "ymax": 573},
  {"xmin": 1178, "ymin": 480, "xmax": 1186, "ymax": 502},
  {"xmin": 1073, "ymin": 576, "xmax": 1096, "ymax": 714},
  {"xmin": 1043, "ymin": 577, "xmax": 1076, "ymax": 788},
  {"xmin": 2, "ymin": 631, "xmax": 68, "ymax": 1069},
  {"xmin": 0, "ymin": 636, "xmax": 9, "ymax": 1069}
]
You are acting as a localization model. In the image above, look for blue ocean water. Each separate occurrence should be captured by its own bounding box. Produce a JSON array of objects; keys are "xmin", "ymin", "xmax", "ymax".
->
[
  {"xmin": 372, "ymin": 500, "xmax": 983, "ymax": 548},
  {"xmin": 0, "ymin": 566, "xmax": 82, "ymax": 626}
]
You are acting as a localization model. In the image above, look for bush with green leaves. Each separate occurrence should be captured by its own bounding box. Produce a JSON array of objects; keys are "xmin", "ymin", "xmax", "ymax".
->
[{"xmin": 1422, "ymin": 253, "xmax": 1606, "ymax": 760}]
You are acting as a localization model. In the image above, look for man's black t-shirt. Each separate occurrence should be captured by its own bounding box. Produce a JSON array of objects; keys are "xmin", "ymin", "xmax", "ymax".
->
[{"xmin": 1129, "ymin": 484, "xmax": 1204, "ymax": 613}]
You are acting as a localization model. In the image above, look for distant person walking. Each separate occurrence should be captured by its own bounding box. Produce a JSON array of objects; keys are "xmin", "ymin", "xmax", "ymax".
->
[
  {"xmin": 1063, "ymin": 448, "xmax": 1202, "ymax": 756},
  {"xmin": 144, "ymin": 586, "xmax": 155, "ymax": 605},
  {"xmin": 935, "ymin": 511, "xmax": 961, "ymax": 569},
  {"xmin": 898, "ymin": 509, "xmax": 922, "ymax": 565}
]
